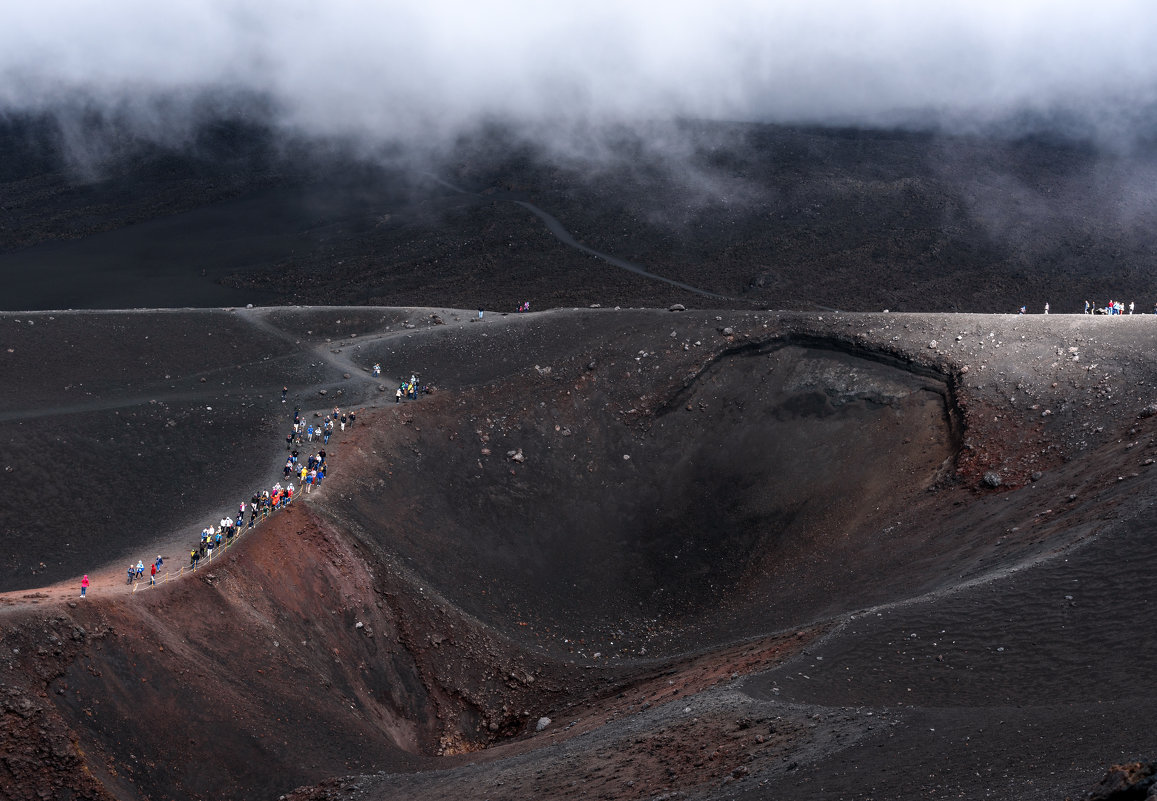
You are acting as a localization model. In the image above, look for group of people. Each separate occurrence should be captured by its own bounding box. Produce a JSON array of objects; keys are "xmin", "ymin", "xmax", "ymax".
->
[
  {"xmin": 395, "ymin": 374, "xmax": 429, "ymax": 403},
  {"xmin": 1084, "ymin": 300, "xmax": 1153, "ymax": 315},
  {"xmin": 119, "ymin": 402, "xmax": 346, "ymax": 590},
  {"xmin": 103, "ymin": 364, "xmax": 423, "ymax": 597},
  {"xmin": 1016, "ymin": 301, "xmax": 1155, "ymax": 315},
  {"xmin": 283, "ymin": 449, "xmax": 329, "ymax": 492},
  {"xmin": 126, "ymin": 555, "xmax": 163, "ymax": 586}
]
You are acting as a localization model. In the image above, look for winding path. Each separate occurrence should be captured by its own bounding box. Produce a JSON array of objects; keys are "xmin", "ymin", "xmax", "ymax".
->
[{"xmin": 423, "ymin": 174, "xmax": 732, "ymax": 302}]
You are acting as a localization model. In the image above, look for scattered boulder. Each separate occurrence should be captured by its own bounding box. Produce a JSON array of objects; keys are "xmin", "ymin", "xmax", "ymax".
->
[
  {"xmin": 536, "ymin": 716, "xmax": 551, "ymax": 732},
  {"xmin": 430, "ymin": 314, "xmax": 444, "ymax": 325},
  {"xmin": 319, "ymin": 389, "xmax": 328, "ymax": 396},
  {"xmin": 982, "ymin": 471, "xmax": 1002, "ymax": 488},
  {"xmin": 928, "ymin": 340, "xmax": 938, "ymax": 349},
  {"xmin": 1140, "ymin": 403, "xmax": 1157, "ymax": 419},
  {"xmin": 343, "ymin": 373, "xmax": 351, "ymax": 379},
  {"xmin": 507, "ymin": 449, "xmax": 525, "ymax": 463},
  {"xmin": 722, "ymin": 327, "xmax": 734, "ymax": 336},
  {"xmin": 668, "ymin": 304, "xmax": 686, "ymax": 311}
]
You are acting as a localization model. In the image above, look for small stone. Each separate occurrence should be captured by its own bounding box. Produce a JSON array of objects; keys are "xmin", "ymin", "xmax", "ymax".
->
[
  {"xmin": 722, "ymin": 327, "xmax": 734, "ymax": 336},
  {"xmin": 536, "ymin": 716, "xmax": 551, "ymax": 732},
  {"xmin": 983, "ymin": 471, "xmax": 1002, "ymax": 488},
  {"xmin": 1031, "ymin": 472, "xmax": 1042, "ymax": 481},
  {"xmin": 319, "ymin": 389, "xmax": 328, "ymax": 395},
  {"xmin": 668, "ymin": 304, "xmax": 686, "ymax": 312},
  {"xmin": 928, "ymin": 340, "xmax": 938, "ymax": 349}
]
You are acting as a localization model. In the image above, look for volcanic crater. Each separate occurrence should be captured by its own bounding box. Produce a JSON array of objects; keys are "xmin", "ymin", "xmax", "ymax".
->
[{"xmin": 6, "ymin": 305, "xmax": 1157, "ymax": 801}]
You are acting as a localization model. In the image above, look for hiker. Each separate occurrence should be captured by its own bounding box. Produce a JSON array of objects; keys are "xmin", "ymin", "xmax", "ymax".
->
[
  {"xmin": 127, "ymin": 564, "xmax": 135, "ymax": 584},
  {"xmin": 1130, "ymin": 301, "xmax": 1135, "ymax": 315},
  {"xmin": 149, "ymin": 562, "xmax": 157, "ymax": 585},
  {"xmin": 136, "ymin": 560, "xmax": 145, "ymax": 579},
  {"xmin": 340, "ymin": 412, "xmax": 347, "ymax": 431},
  {"xmin": 372, "ymin": 363, "xmax": 381, "ymax": 377},
  {"xmin": 396, "ymin": 387, "xmax": 403, "ymax": 403},
  {"xmin": 1085, "ymin": 300, "xmax": 1091, "ymax": 314},
  {"xmin": 349, "ymin": 410, "xmax": 357, "ymax": 426},
  {"xmin": 307, "ymin": 424, "xmax": 314, "ymax": 442},
  {"xmin": 1044, "ymin": 302, "xmax": 1049, "ymax": 315},
  {"xmin": 81, "ymin": 574, "xmax": 89, "ymax": 598},
  {"xmin": 155, "ymin": 555, "xmax": 163, "ymax": 570},
  {"xmin": 190, "ymin": 550, "xmax": 198, "ymax": 570},
  {"xmin": 1018, "ymin": 306, "xmax": 1026, "ymax": 314},
  {"xmin": 282, "ymin": 386, "xmax": 288, "ymax": 403},
  {"xmin": 478, "ymin": 308, "xmax": 484, "ymax": 320}
]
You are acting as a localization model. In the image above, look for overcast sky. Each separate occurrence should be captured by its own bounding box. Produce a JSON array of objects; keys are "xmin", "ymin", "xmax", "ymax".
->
[{"xmin": 4, "ymin": 1, "xmax": 1157, "ymax": 147}]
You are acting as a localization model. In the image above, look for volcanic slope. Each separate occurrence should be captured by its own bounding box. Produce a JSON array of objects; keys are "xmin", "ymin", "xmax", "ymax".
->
[{"xmin": 2, "ymin": 307, "xmax": 1157, "ymax": 801}]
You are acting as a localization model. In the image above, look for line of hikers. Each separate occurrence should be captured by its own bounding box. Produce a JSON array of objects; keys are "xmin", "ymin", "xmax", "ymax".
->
[
  {"xmin": 125, "ymin": 404, "xmax": 341, "ymax": 585},
  {"xmin": 122, "ymin": 371, "xmax": 424, "ymax": 592},
  {"xmin": 188, "ymin": 414, "xmax": 337, "ymax": 570}
]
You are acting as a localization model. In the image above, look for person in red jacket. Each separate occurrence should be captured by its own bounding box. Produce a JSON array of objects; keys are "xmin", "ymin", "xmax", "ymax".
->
[
  {"xmin": 80, "ymin": 574, "xmax": 89, "ymax": 598},
  {"xmin": 149, "ymin": 563, "xmax": 157, "ymax": 585}
]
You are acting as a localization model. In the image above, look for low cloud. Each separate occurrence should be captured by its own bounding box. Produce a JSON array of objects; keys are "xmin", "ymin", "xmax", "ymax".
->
[{"xmin": 4, "ymin": 0, "xmax": 1157, "ymax": 154}]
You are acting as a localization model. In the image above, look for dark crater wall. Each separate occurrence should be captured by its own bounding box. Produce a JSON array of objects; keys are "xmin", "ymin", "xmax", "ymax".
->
[{"xmin": 331, "ymin": 342, "xmax": 956, "ymax": 657}]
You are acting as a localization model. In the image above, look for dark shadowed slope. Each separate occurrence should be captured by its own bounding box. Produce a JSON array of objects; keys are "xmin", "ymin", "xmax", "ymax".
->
[{"xmin": 6, "ymin": 118, "xmax": 1157, "ymax": 314}]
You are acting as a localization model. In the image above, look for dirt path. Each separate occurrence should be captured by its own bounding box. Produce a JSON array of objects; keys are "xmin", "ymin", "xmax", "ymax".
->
[{"xmin": 422, "ymin": 173, "xmax": 733, "ymax": 302}]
